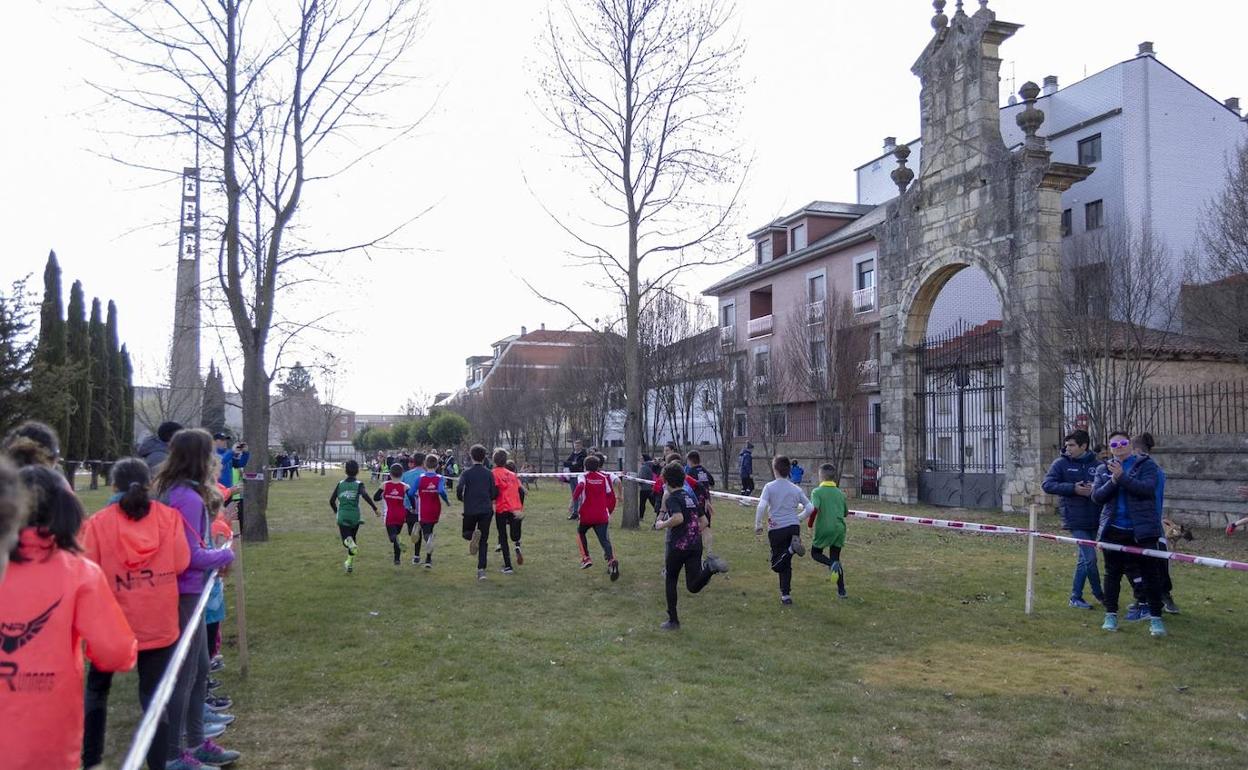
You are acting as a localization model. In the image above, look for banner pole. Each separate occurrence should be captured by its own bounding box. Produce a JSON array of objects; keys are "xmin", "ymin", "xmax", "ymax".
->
[{"xmin": 1024, "ymin": 503, "xmax": 1038, "ymax": 615}]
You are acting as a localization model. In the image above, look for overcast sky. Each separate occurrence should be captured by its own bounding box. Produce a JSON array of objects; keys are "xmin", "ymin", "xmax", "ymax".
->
[{"xmin": 2, "ymin": 0, "xmax": 1244, "ymax": 414}]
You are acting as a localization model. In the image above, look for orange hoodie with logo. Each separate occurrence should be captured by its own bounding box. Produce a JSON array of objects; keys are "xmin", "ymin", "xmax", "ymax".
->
[
  {"xmin": 0, "ymin": 528, "xmax": 138, "ymax": 770},
  {"xmin": 80, "ymin": 501, "xmax": 192, "ymax": 650},
  {"xmin": 492, "ymin": 466, "xmax": 524, "ymax": 515}
]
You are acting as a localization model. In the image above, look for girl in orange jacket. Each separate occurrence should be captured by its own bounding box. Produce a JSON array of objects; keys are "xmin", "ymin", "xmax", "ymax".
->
[
  {"xmin": 80, "ymin": 458, "xmax": 192, "ymax": 770},
  {"xmin": 0, "ymin": 464, "xmax": 137, "ymax": 770}
]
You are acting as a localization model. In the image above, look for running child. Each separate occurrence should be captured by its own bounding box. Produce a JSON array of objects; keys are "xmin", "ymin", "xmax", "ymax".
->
[
  {"xmin": 373, "ymin": 463, "xmax": 410, "ymax": 565},
  {"xmin": 653, "ymin": 462, "xmax": 728, "ymax": 630},
  {"xmin": 402, "ymin": 453, "xmax": 426, "ymax": 564},
  {"xmin": 684, "ymin": 450, "xmax": 721, "ymax": 562},
  {"xmin": 415, "ymin": 454, "xmax": 449, "ymax": 568},
  {"xmin": 456, "ymin": 445, "xmax": 498, "ymax": 580},
  {"xmin": 807, "ymin": 463, "xmax": 848, "ymax": 598},
  {"xmin": 330, "ymin": 459, "xmax": 378, "ymax": 573},
  {"xmin": 572, "ymin": 454, "xmax": 620, "ymax": 580},
  {"xmin": 754, "ymin": 455, "xmax": 814, "ymax": 606},
  {"xmin": 492, "ymin": 449, "xmax": 525, "ymax": 573}
]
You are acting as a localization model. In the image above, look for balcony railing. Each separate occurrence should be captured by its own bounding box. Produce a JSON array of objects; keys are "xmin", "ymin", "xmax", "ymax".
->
[
  {"xmin": 853, "ymin": 285, "xmax": 877, "ymax": 314},
  {"xmin": 805, "ymin": 299, "xmax": 824, "ymax": 324},
  {"xmin": 720, "ymin": 324, "xmax": 735, "ymax": 347},
  {"xmin": 747, "ymin": 314, "xmax": 773, "ymax": 338},
  {"xmin": 858, "ymin": 358, "xmax": 880, "ymax": 386},
  {"xmin": 753, "ymin": 375, "xmax": 770, "ymax": 396}
]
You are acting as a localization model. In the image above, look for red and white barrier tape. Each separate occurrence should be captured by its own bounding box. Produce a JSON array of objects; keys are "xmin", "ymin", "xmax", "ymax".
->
[{"xmin": 1034, "ymin": 532, "xmax": 1248, "ymax": 572}]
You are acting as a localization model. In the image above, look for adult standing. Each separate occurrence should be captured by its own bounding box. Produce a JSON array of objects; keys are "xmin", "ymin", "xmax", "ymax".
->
[
  {"xmin": 564, "ymin": 439, "xmax": 587, "ymax": 521},
  {"xmin": 137, "ymin": 421, "xmax": 182, "ymax": 471},
  {"xmin": 1041, "ymin": 430, "xmax": 1104, "ymax": 610},
  {"xmin": 291, "ymin": 452, "xmax": 301, "ymax": 478},
  {"xmin": 1091, "ymin": 430, "xmax": 1167, "ymax": 637},
  {"xmin": 213, "ymin": 434, "xmax": 249, "ymax": 489},
  {"xmin": 636, "ymin": 454, "xmax": 656, "ymax": 520},
  {"xmin": 739, "ymin": 443, "xmax": 755, "ymax": 495}
]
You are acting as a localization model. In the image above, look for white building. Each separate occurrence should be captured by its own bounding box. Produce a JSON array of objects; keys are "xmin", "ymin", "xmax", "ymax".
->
[{"xmin": 854, "ymin": 41, "xmax": 1248, "ymax": 337}]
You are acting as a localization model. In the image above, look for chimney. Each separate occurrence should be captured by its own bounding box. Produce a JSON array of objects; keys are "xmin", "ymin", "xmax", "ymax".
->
[
  {"xmin": 1042, "ymin": 75, "xmax": 1058, "ymax": 97},
  {"xmin": 1137, "ymin": 41, "xmax": 1155, "ymax": 57},
  {"xmin": 883, "ymin": 137, "xmax": 897, "ymax": 154},
  {"xmin": 520, "ymin": 325, "xmax": 527, "ymax": 337},
  {"xmin": 1225, "ymin": 97, "xmax": 1241, "ymax": 116},
  {"xmin": 540, "ymin": 322, "xmax": 546, "ymax": 330}
]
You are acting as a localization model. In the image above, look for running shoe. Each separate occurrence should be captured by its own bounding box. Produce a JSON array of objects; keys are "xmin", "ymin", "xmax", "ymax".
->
[
  {"xmin": 1149, "ymin": 616, "xmax": 1167, "ymax": 637},
  {"xmin": 780, "ymin": 594, "xmax": 793, "ymax": 606},
  {"xmin": 210, "ymin": 655, "xmax": 224, "ymax": 672},
  {"xmin": 1124, "ymin": 604, "xmax": 1147, "ymax": 622},
  {"xmin": 166, "ymin": 749, "xmax": 213, "ymax": 769},
  {"xmin": 202, "ymin": 721, "xmax": 227, "ymax": 739},
  {"xmin": 393, "ymin": 558, "xmax": 401, "ymax": 566},
  {"xmin": 1069, "ymin": 597, "xmax": 1094, "ymax": 610},
  {"xmin": 207, "ymin": 677, "xmax": 221, "ymax": 690},
  {"xmin": 343, "ymin": 558, "xmax": 352, "ymax": 574},
  {"xmin": 495, "ymin": 544, "xmax": 502, "ymax": 552},
  {"xmin": 830, "ymin": 560, "xmax": 843, "ymax": 575},
  {"xmin": 412, "ymin": 555, "xmax": 420, "ymax": 565},
  {"xmin": 502, "ymin": 566, "xmax": 515, "ymax": 575},
  {"xmin": 343, "ymin": 536, "xmax": 358, "ymax": 556},
  {"xmin": 193, "ymin": 739, "xmax": 241, "ymax": 767},
  {"xmin": 660, "ymin": 620, "xmax": 680, "ymax": 631},
  {"xmin": 1101, "ymin": 613, "xmax": 1118, "ymax": 632},
  {"xmin": 515, "ymin": 546, "xmax": 524, "ymax": 565},
  {"xmin": 580, "ymin": 558, "xmax": 593, "ymax": 570},
  {"xmin": 205, "ymin": 695, "xmax": 233, "ymax": 711},
  {"xmin": 203, "ymin": 709, "xmax": 235, "ymax": 726},
  {"xmin": 1162, "ymin": 594, "xmax": 1181, "ymax": 615},
  {"xmin": 423, "ymin": 560, "xmax": 432, "ymax": 569},
  {"xmin": 837, "ymin": 586, "xmax": 848, "ymax": 599},
  {"xmin": 477, "ymin": 568, "xmax": 487, "ymax": 581},
  {"xmin": 608, "ymin": 559, "xmax": 620, "ymax": 582},
  {"xmin": 469, "ymin": 529, "xmax": 481, "ymax": 555},
  {"xmin": 789, "ymin": 535, "xmax": 805, "ymax": 557},
  {"xmin": 705, "ymin": 554, "xmax": 729, "ymax": 574}
]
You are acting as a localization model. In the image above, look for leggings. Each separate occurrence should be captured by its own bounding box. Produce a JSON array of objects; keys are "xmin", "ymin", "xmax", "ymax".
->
[
  {"xmin": 385, "ymin": 524, "xmax": 404, "ymax": 561},
  {"xmin": 206, "ymin": 620, "xmax": 221, "ymax": 658},
  {"xmin": 167, "ymin": 594, "xmax": 209, "ymax": 756},
  {"xmin": 414, "ymin": 522, "xmax": 436, "ymax": 560},
  {"xmin": 461, "ymin": 512, "xmax": 493, "ymax": 569},
  {"xmin": 338, "ymin": 523, "xmax": 361, "ymax": 550},
  {"xmin": 665, "ymin": 544, "xmax": 714, "ymax": 623},
  {"xmin": 83, "ymin": 644, "xmax": 174, "ymax": 770},
  {"xmin": 638, "ymin": 488, "xmax": 656, "ymax": 518},
  {"xmin": 811, "ymin": 545, "xmax": 846, "ymax": 592},
  {"xmin": 405, "ymin": 513, "xmax": 420, "ymax": 538},
  {"xmin": 1101, "ymin": 527, "xmax": 1165, "ymax": 617},
  {"xmin": 768, "ymin": 524, "xmax": 801, "ymax": 596},
  {"xmin": 577, "ymin": 523, "xmax": 614, "ymax": 562}
]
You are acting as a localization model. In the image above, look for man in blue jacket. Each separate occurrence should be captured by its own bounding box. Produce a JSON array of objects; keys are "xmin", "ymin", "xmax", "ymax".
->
[
  {"xmin": 213, "ymin": 433, "xmax": 250, "ymax": 488},
  {"xmin": 1042, "ymin": 430, "xmax": 1104, "ymax": 609},
  {"xmin": 739, "ymin": 443, "xmax": 755, "ymax": 495}
]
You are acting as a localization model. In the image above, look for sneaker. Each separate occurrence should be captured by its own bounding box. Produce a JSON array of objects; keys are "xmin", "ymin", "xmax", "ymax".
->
[
  {"xmin": 830, "ymin": 560, "xmax": 843, "ymax": 575},
  {"xmin": 567, "ymin": 512, "xmax": 579, "ymax": 520},
  {"xmin": 1124, "ymin": 603, "xmax": 1148, "ymax": 622},
  {"xmin": 705, "ymin": 554, "xmax": 729, "ymax": 574},
  {"xmin": 1149, "ymin": 616, "xmax": 1167, "ymax": 637},
  {"xmin": 194, "ymin": 739, "xmax": 241, "ymax": 766},
  {"xmin": 343, "ymin": 558, "xmax": 352, "ymax": 574},
  {"xmin": 202, "ymin": 721, "xmax": 228, "ymax": 739},
  {"xmin": 660, "ymin": 620, "xmax": 681, "ymax": 631},
  {"xmin": 515, "ymin": 546, "xmax": 524, "ymax": 566},
  {"xmin": 412, "ymin": 555, "xmax": 420, "ymax": 565},
  {"xmin": 476, "ymin": 568, "xmax": 487, "ymax": 581},
  {"xmin": 780, "ymin": 595, "xmax": 793, "ymax": 606},
  {"xmin": 608, "ymin": 559, "xmax": 620, "ymax": 582},
  {"xmin": 207, "ymin": 677, "xmax": 222, "ymax": 690},
  {"xmin": 1069, "ymin": 597, "xmax": 1094, "ymax": 610},
  {"xmin": 423, "ymin": 560, "xmax": 432, "ymax": 569},
  {"xmin": 495, "ymin": 544, "xmax": 502, "ymax": 552},
  {"xmin": 1101, "ymin": 613, "xmax": 1119, "ymax": 632},
  {"xmin": 502, "ymin": 566, "xmax": 515, "ymax": 575},
  {"xmin": 1162, "ymin": 594, "xmax": 1181, "ymax": 615},
  {"xmin": 203, "ymin": 709, "xmax": 236, "ymax": 726},
  {"xmin": 469, "ymin": 529, "xmax": 481, "ymax": 555},
  {"xmin": 210, "ymin": 655, "xmax": 224, "ymax": 672},
  {"xmin": 393, "ymin": 558, "xmax": 401, "ymax": 566},
  {"xmin": 789, "ymin": 536, "xmax": 805, "ymax": 557},
  {"xmin": 166, "ymin": 749, "xmax": 211, "ymax": 769},
  {"xmin": 343, "ymin": 536, "xmax": 358, "ymax": 556},
  {"xmin": 205, "ymin": 695, "xmax": 233, "ymax": 711},
  {"xmin": 837, "ymin": 586, "xmax": 848, "ymax": 599},
  {"xmin": 580, "ymin": 558, "xmax": 593, "ymax": 570}
]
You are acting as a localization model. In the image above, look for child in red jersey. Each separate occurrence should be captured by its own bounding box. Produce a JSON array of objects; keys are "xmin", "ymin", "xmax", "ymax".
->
[
  {"xmin": 572, "ymin": 454, "xmax": 620, "ymax": 580},
  {"xmin": 415, "ymin": 454, "xmax": 449, "ymax": 568},
  {"xmin": 491, "ymin": 450, "xmax": 525, "ymax": 573},
  {"xmin": 372, "ymin": 464, "xmax": 410, "ymax": 565}
]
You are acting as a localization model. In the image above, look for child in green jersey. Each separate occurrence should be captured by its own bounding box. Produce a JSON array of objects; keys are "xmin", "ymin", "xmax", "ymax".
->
[
  {"xmin": 807, "ymin": 463, "xmax": 848, "ymax": 598},
  {"xmin": 330, "ymin": 459, "xmax": 379, "ymax": 573}
]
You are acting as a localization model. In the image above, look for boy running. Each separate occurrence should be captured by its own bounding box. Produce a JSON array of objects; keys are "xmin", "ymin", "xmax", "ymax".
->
[
  {"xmin": 402, "ymin": 453, "xmax": 426, "ymax": 564},
  {"xmin": 807, "ymin": 463, "xmax": 849, "ymax": 598},
  {"xmin": 685, "ymin": 450, "xmax": 721, "ymax": 562},
  {"xmin": 374, "ymin": 463, "xmax": 410, "ymax": 565},
  {"xmin": 491, "ymin": 452, "xmax": 526, "ymax": 569},
  {"xmin": 654, "ymin": 462, "xmax": 728, "ymax": 630},
  {"xmin": 456, "ymin": 444, "xmax": 498, "ymax": 580},
  {"xmin": 572, "ymin": 455, "xmax": 620, "ymax": 580},
  {"xmin": 330, "ymin": 460, "xmax": 379, "ymax": 573},
  {"xmin": 754, "ymin": 455, "xmax": 814, "ymax": 605},
  {"xmin": 415, "ymin": 454, "xmax": 449, "ymax": 568}
]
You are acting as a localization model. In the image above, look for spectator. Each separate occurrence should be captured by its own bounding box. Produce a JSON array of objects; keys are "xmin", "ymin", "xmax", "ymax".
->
[
  {"xmin": 564, "ymin": 439, "xmax": 587, "ymax": 521},
  {"xmin": 637, "ymin": 454, "xmax": 657, "ymax": 520},
  {"xmin": 2, "ymin": 420, "xmax": 62, "ymax": 469},
  {"xmin": 739, "ymin": 442, "xmax": 755, "ymax": 495},
  {"xmin": 137, "ymin": 420, "xmax": 182, "ymax": 471},
  {"xmin": 789, "ymin": 459, "xmax": 805, "ymax": 485},
  {"xmin": 0, "ymin": 456, "xmax": 27, "ymax": 582},
  {"xmin": 1041, "ymin": 429, "xmax": 1104, "ymax": 610},
  {"xmin": 212, "ymin": 433, "xmax": 249, "ymax": 489}
]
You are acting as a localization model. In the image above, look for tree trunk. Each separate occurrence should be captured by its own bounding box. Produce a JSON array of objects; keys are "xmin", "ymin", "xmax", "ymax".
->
[
  {"xmin": 241, "ymin": 346, "xmax": 271, "ymax": 542},
  {"xmin": 621, "ymin": 224, "xmax": 642, "ymax": 529}
]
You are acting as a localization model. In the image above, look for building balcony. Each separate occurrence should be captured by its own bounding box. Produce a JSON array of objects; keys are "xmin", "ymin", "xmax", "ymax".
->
[
  {"xmin": 806, "ymin": 299, "xmax": 824, "ymax": 324},
  {"xmin": 753, "ymin": 374, "xmax": 770, "ymax": 396},
  {"xmin": 720, "ymin": 325, "xmax": 736, "ymax": 347},
  {"xmin": 747, "ymin": 314, "xmax": 773, "ymax": 338},
  {"xmin": 858, "ymin": 358, "xmax": 879, "ymax": 387},
  {"xmin": 853, "ymin": 285, "xmax": 877, "ymax": 314}
]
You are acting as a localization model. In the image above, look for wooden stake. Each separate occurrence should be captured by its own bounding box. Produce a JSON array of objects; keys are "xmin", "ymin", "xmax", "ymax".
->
[
  {"xmin": 1024, "ymin": 503, "xmax": 1038, "ymax": 615},
  {"xmin": 232, "ymin": 522, "xmax": 250, "ymax": 678}
]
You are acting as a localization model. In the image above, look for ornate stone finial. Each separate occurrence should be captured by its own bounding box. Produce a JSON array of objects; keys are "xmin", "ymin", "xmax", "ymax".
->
[
  {"xmin": 932, "ymin": 0, "xmax": 948, "ymax": 29},
  {"xmin": 979, "ymin": 0, "xmax": 989, "ymax": 8},
  {"xmin": 1016, "ymin": 81, "xmax": 1046, "ymax": 150},
  {"xmin": 891, "ymin": 144, "xmax": 915, "ymax": 194},
  {"xmin": 954, "ymin": 0, "xmax": 965, "ymax": 16}
]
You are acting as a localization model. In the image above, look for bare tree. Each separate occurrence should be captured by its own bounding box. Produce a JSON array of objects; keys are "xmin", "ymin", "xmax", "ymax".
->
[
  {"xmin": 1184, "ymin": 141, "xmax": 1248, "ymax": 354},
  {"xmin": 536, "ymin": 0, "xmax": 745, "ymax": 528},
  {"xmin": 94, "ymin": 0, "xmax": 426, "ymax": 539}
]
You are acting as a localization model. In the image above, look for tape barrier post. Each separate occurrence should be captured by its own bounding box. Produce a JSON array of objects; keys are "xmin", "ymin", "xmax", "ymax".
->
[
  {"xmin": 1024, "ymin": 504, "xmax": 1038, "ymax": 615},
  {"xmin": 119, "ymin": 569, "xmax": 219, "ymax": 770},
  {"xmin": 232, "ymin": 525, "xmax": 250, "ymax": 678}
]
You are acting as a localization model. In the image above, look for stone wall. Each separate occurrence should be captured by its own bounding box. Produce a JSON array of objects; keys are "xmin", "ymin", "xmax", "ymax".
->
[{"xmin": 1151, "ymin": 435, "xmax": 1248, "ymax": 529}]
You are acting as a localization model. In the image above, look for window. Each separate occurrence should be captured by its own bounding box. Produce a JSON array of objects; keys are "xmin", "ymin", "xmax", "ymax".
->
[
  {"xmin": 756, "ymin": 238, "xmax": 773, "ymax": 264},
  {"xmin": 807, "ymin": 274, "xmax": 826, "ymax": 304},
  {"xmin": 720, "ymin": 302, "xmax": 735, "ymax": 328},
  {"xmin": 339, "ymin": 430, "xmax": 348, "ymax": 439},
  {"xmin": 769, "ymin": 406, "xmax": 788, "ymax": 436},
  {"xmin": 809, "ymin": 339, "xmax": 826, "ymax": 370},
  {"xmin": 1061, "ymin": 208, "xmax": 1072, "ymax": 238},
  {"xmin": 1077, "ymin": 134, "xmax": 1101, "ymax": 165},
  {"xmin": 818, "ymin": 405, "xmax": 843, "ymax": 435},
  {"xmin": 1085, "ymin": 199, "xmax": 1104, "ymax": 231},
  {"xmin": 856, "ymin": 259, "xmax": 875, "ymax": 290},
  {"xmin": 791, "ymin": 223, "xmax": 807, "ymax": 251},
  {"xmin": 734, "ymin": 410, "xmax": 748, "ymax": 438},
  {"xmin": 1073, "ymin": 262, "xmax": 1110, "ymax": 312},
  {"xmin": 754, "ymin": 349, "xmax": 769, "ymax": 378},
  {"xmin": 870, "ymin": 399, "xmax": 883, "ymax": 433}
]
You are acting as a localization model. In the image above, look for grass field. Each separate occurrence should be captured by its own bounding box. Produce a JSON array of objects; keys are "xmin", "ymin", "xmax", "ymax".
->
[{"xmin": 80, "ymin": 474, "xmax": 1248, "ymax": 769}]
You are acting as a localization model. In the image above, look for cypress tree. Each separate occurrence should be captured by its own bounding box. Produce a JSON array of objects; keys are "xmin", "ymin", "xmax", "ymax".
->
[
  {"xmin": 121, "ymin": 344, "xmax": 135, "ymax": 452},
  {"xmin": 65, "ymin": 281, "xmax": 91, "ymax": 462},
  {"xmin": 87, "ymin": 298, "xmax": 110, "ymax": 461},
  {"xmin": 33, "ymin": 252, "xmax": 70, "ymax": 441},
  {"xmin": 0, "ymin": 279, "xmax": 36, "ymax": 428},
  {"xmin": 202, "ymin": 361, "xmax": 227, "ymax": 434},
  {"xmin": 106, "ymin": 301, "xmax": 127, "ymax": 455}
]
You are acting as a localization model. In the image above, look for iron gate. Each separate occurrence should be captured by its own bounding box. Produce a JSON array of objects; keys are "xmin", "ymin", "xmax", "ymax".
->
[{"xmin": 914, "ymin": 321, "xmax": 1005, "ymax": 508}]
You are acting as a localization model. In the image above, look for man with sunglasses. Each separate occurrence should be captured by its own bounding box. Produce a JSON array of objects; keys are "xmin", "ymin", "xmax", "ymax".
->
[
  {"xmin": 1042, "ymin": 430, "xmax": 1104, "ymax": 609},
  {"xmin": 1091, "ymin": 430, "xmax": 1168, "ymax": 637}
]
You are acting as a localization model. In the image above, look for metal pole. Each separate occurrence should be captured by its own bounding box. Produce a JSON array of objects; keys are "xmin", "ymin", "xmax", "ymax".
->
[
  {"xmin": 1024, "ymin": 503, "xmax": 1038, "ymax": 615},
  {"xmin": 232, "ymin": 524, "xmax": 249, "ymax": 677}
]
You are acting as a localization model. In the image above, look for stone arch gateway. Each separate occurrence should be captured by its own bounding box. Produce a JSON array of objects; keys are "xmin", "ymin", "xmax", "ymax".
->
[{"xmin": 873, "ymin": 3, "xmax": 1091, "ymax": 512}]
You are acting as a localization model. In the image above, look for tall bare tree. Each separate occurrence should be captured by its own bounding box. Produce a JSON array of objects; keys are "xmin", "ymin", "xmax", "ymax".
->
[
  {"xmin": 1184, "ymin": 141, "xmax": 1248, "ymax": 354},
  {"xmin": 538, "ymin": 0, "xmax": 745, "ymax": 527},
  {"xmin": 95, "ymin": 0, "xmax": 425, "ymax": 539}
]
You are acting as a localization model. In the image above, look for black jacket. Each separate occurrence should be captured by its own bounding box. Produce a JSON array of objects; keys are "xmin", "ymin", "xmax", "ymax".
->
[
  {"xmin": 565, "ymin": 449, "xmax": 587, "ymax": 473},
  {"xmin": 1041, "ymin": 451, "xmax": 1100, "ymax": 531},
  {"xmin": 456, "ymin": 463, "xmax": 498, "ymax": 515}
]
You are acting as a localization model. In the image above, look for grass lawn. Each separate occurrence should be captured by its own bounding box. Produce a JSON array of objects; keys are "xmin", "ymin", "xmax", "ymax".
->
[{"xmin": 79, "ymin": 474, "xmax": 1248, "ymax": 769}]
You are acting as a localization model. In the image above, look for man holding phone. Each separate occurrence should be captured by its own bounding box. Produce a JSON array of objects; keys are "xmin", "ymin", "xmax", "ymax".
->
[{"xmin": 1042, "ymin": 430, "xmax": 1104, "ymax": 609}]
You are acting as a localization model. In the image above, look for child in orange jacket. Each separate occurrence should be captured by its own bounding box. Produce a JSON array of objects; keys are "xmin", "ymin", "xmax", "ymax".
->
[
  {"xmin": 491, "ymin": 450, "xmax": 525, "ymax": 573},
  {"xmin": 80, "ymin": 458, "xmax": 191, "ymax": 770},
  {"xmin": 572, "ymin": 455, "xmax": 620, "ymax": 580},
  {"xmin": 0, "ymin": 465, "xmax": 137, "ymax": 770}
]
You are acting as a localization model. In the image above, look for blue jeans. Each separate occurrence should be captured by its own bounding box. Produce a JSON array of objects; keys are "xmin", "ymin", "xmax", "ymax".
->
[{"xmin": 1070, "ymin": 528, "xmax": 1103, "ymax": 601}]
